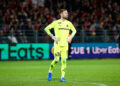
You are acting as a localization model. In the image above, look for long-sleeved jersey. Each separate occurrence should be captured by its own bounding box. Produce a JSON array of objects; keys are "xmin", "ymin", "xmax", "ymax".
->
[{"xmin": 45, "ymin": 19, "xmax": 76, "ymax": 46}]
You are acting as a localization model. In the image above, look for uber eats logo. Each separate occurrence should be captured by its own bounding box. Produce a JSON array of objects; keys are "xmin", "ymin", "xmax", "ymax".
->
[{"xmin": 0, "ymin": 44, "xmax": 49, "ymax": 60}]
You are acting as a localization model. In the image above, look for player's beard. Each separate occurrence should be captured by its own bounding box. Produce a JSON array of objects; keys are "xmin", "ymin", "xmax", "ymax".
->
[{"xmin": 63, "ymin": 16, "xmax": 68, "ymax": 19}]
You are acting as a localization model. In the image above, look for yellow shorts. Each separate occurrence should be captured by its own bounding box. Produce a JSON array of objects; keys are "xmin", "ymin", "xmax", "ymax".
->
[{"xmin": 53, "ymin": 43, "xmax": 68, "ymax": 59}]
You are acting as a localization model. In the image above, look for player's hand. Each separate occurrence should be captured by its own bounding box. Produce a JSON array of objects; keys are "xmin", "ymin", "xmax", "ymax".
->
[
  {"xmin": 67, "ymin": 37, "xmax": 72, "ymax": 42},
  {"xmin": 49, "ymin": 34, "xmax": 59, "ymax": 42},
  {"xmin": 52, "ymin": 36, "xmax": 59, "ymax": 42}
]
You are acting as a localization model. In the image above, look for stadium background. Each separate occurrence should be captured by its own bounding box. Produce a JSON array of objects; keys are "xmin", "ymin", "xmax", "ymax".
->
[
  {"xmin": 0, "ymin": 0, "xmax": 120, "ymax": 86},
  {"xmin": 0, "ymin": 0, "xmax": 120, "ymax": 60}
]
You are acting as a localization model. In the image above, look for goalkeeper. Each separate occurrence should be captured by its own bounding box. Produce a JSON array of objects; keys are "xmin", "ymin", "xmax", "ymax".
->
[{"xmin": 44, "ymin": 9, "xmax": 76, "ymax": 82}]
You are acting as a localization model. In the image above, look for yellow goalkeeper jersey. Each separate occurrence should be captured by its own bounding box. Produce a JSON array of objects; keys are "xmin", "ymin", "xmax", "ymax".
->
[{"xmin": 45, "ymin": 19, "xmax": 76, "ymax": 46}]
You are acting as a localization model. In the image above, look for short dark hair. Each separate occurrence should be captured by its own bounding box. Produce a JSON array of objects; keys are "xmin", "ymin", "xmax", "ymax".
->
[{"xmin": 59, "ymin": 9, "xmax": 67, "ymax": 14}]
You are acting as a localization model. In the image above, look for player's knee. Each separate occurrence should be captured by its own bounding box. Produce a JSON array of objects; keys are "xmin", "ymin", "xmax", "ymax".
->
[{"xmin": 54, "ymin": 58, "xmax": 59, "ymax": 64}]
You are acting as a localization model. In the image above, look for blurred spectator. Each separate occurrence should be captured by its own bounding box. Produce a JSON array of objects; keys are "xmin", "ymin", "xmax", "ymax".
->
[
  {"xmin": 0, "ymin": 0, "xmax": 120, "ymax": 43},
  {"xmin": 95, "ymin": 21, "xmax": 104, "ymax": 42},
  {"xmin": 7, "ymin": 27, "xmax": 18, "ymax": 44},
  {"xmin": 0, "ymin": 30, "xmax": 4, "ymax": 43},
  {"xmin": 85, "ymin": 25, "xmax": 96, "ymax": 42}
]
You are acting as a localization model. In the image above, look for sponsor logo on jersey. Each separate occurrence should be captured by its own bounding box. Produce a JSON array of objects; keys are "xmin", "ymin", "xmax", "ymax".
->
[{"xmin": 59, "ymin": 28, "xmax": 69, "ymax": 30}]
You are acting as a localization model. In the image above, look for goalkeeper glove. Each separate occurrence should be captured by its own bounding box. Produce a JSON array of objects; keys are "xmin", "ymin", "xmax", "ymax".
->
[
  {"xmin": 49, "ymin": 34, "xmax": 59, "ymax": 42},
  {"xmin": 67, "ymin": 36, "xmax": 73, "ymax": 42},
  {"xmin": 67, "ymin": 32, "xmax": 76, "ymax": 42}
]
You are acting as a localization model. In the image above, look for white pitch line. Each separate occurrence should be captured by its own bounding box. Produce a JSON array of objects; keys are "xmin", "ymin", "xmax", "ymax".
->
[
  {"xmin": 38, "ymin": 78, "xmax": 109, "ymax": 86},
  {"xmin": 86, "ymin": 82, "xmax": 108, "ymax": 86},
  {"xmin": 68, "ymin": 81, "xmax": 108, "ymax": 86}
]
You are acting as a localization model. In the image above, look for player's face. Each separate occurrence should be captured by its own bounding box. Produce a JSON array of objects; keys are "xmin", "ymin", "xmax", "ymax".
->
[{"xmin": 61, "ymin": 10, "xmax": 68, "ymax": 19}]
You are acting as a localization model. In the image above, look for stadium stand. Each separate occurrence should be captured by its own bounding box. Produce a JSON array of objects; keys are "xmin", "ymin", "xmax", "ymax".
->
[{"xmin": 0, "ymin": 0, "xmax": 120, "ymax": 43}]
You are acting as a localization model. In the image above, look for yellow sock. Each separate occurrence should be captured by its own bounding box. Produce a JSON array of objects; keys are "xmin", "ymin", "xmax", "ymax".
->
[{"xmin": 61, "ymin": 59, "xmax": 66, "ymax": 77}]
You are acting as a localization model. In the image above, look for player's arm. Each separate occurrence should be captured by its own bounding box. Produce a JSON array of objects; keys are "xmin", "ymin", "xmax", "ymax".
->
[
  {"xmin": 44, "ymin": 21, "xmax": 59, "ymax": 41},
  {"xmin": 67, "ymin": 22, "xmax": 76, "ymax": 42},
  {"xmin": 44, "ymin": 21, "xmax": 55, "ymax": 37}
]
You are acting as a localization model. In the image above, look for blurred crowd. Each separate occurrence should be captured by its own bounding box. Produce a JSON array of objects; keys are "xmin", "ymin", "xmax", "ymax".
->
[{"xmin": 0, "ymin": 0, "xmax": 120, "ymax": 43}]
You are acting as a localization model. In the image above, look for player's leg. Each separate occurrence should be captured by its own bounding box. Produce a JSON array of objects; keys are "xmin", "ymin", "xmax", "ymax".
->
[
  {"xmin": 48, "ymin": 55, "xmax": 59, "ymax": 81},
  {"xmin": 49, "ymin": 55, "xmax": 59, "ymax": 72},
  {"xmin": 60, "ymin": 46, "xmax": 68, "ymax": 82},
  {"xmin": 48, "ymin": 45, "xmax": 60, "ymax": 81}
]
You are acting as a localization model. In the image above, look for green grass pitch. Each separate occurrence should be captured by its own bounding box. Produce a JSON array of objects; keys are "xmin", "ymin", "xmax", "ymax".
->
[{"xmin": 0, "ymin": 59, "xmax": 120, "ymax": 86}]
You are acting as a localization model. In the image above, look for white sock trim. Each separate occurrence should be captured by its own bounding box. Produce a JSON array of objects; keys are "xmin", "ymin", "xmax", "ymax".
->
[{"xmin": 49, "ymin": 71, "xmax": 52, "ymax": 73}]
